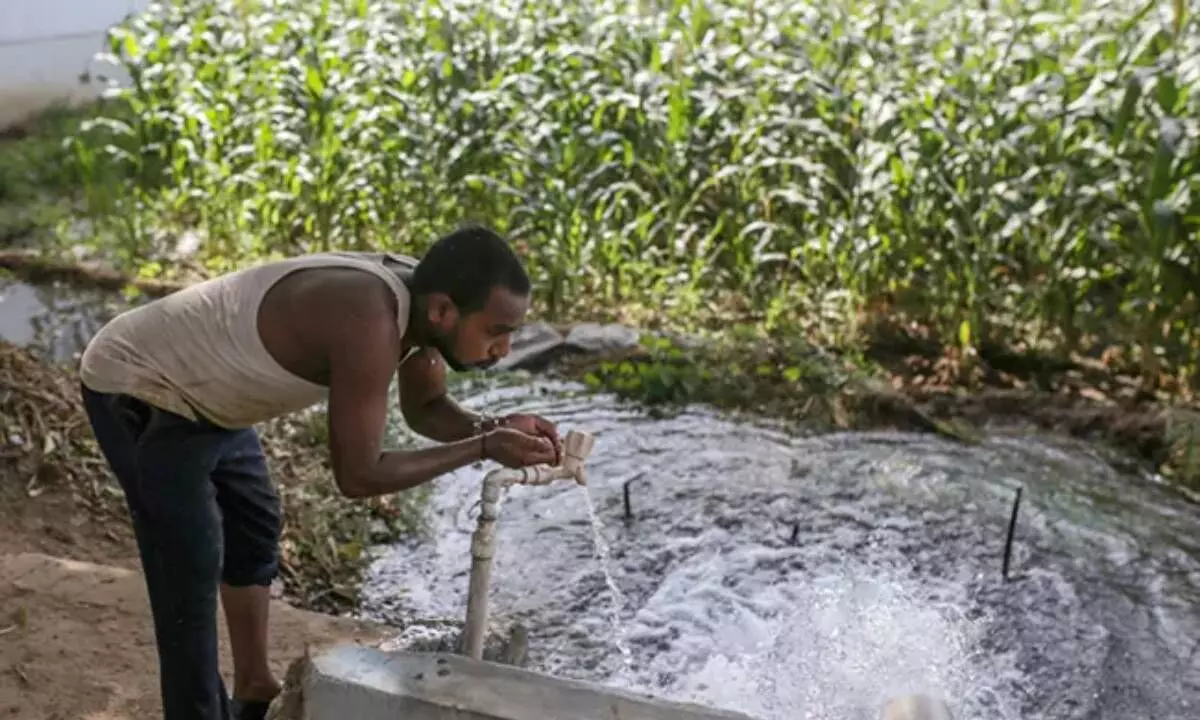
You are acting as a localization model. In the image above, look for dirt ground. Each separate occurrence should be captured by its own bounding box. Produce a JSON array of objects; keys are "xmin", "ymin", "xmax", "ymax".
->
[
  {"xmin": 0, "ymin": 472, "xmax": 137, "ymax": 567},
  {"xmin": 0, "ymin": 480, "xmax": 387, "ymax": 719}
]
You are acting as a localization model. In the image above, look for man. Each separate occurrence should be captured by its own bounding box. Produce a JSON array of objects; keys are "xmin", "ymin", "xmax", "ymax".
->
[{"xmin": 78, "ymin": 226, "xmax": 561, "ymax": 720}]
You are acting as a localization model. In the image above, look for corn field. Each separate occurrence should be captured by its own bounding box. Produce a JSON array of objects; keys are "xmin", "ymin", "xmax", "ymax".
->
[{"xmin": 69, "ymin": 0, "xmax": 1199, "ymax": 381}]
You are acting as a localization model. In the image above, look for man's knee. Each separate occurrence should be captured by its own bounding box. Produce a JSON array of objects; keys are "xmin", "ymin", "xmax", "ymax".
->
[
  {"xmin": 221, "ymin": 493, "xmax": 281, "ymax": 587},
  {"xmin": 219, "ymin": 470, "xmax": 282, "ymax": 588},
  {"xmin": 222, "ymin": 540, "xmax": 279, "ymax": 588}
]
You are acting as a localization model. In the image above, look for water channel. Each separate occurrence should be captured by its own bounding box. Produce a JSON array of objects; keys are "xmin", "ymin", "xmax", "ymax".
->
[{"xmin": 4, "ymin": 276, "xmax": 1199, "ymax": 719}]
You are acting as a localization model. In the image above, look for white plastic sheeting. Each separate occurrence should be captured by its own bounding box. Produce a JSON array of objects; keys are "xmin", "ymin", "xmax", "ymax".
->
[{"xmin": 0, "ymin": 0, "xmax": 145, "ymax": 128}]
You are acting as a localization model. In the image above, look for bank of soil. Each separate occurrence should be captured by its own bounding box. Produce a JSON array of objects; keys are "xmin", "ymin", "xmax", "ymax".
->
[
  {"xmin": 564, "ymin": 322, "xmax": 1200, "ymax": 491},
  {"xmin": 0, "ymin": 552, "xmax": 385, "ymax": 720}
]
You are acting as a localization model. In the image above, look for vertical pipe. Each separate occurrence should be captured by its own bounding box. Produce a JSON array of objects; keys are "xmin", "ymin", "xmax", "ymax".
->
[
  {"xmin": 463, "ymin": 479, "xmax": 502, "ymax": 660},
  {"xmin": 463, "ymin": 556, "xmax": 494, "ymax": 660},
  {"xmin": 1002, "ymin": 487, "xmax": 1022, "ymax": 581}
]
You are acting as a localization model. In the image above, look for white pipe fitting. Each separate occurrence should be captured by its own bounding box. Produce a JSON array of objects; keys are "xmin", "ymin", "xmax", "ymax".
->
[{"xmin": 462, "ymin": 430, "xmax": 596, "ymax": 660}]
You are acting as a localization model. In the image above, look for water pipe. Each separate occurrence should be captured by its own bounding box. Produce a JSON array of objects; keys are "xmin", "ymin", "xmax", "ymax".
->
[{"xmin": 462, "ymin": 429, "xmax": 596, "ymax": 660}]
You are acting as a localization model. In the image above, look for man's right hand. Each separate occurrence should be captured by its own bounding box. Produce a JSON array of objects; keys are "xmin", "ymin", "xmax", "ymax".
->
[{"xmin": 483, "ymin": 428, "xmax": 558, "ymax": 468}]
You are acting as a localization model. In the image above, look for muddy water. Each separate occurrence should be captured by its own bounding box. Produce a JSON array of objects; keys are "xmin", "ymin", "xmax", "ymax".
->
[
  {"xmin": 0, "ymin": 278, "xmax": 125, "ymax": 360},
  {"xmin": 362, "ymin": 380, "xmax": 1200, "ymax": 720}
]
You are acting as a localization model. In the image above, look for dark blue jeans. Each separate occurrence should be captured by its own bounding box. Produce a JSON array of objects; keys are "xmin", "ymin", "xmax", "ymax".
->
[{"xmin": 80, "ymin": 384, "xmax": 281, "ymax": 720}]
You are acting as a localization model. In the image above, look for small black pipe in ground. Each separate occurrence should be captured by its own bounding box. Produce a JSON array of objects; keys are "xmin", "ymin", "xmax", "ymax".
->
[
  {"xmin": 1002, "ymin": 487, "xmax": 1023, "ymax": 581},
  {"xmin": 623, "ymin": 478, "xmax": 635, "ymax": 520}
]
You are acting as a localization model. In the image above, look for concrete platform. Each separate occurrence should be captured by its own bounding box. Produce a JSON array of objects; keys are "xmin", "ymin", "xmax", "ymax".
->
[{"xmin": 302, "ymin": 645, "xmax": 756, "ymax": 720}]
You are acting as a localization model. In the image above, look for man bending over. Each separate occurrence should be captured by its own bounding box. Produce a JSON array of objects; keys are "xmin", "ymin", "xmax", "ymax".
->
[{"xmin": 78, "ymin": 226, "xmax": 560, "ymax": 720}]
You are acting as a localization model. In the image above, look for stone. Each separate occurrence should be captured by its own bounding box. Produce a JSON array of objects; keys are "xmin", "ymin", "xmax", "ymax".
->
[
  {"xmin": 302, "ymin": 646, "xmax": 757, "ymax": 720},
  {"xmin": 563, "ymin": 323, "xmax": 643, "ymax": 355},
  {"xmin": 493, "ymin": 322, "xmax": 566, "ymax": 371}
]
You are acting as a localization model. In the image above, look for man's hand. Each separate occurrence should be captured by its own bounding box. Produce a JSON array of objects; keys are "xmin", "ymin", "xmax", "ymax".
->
[
  {"xmin": 501, "ymin": 413, "xmax": 561, "ymax": 463},
  {"xmin": 484, "ymin": 428, "xmax": 558, "ymax": 469}
]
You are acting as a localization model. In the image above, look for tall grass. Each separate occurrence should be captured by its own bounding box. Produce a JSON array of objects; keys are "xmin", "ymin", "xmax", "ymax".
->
[{"xmin": 68, "ymin": 0, "xmax": 1198, "ymax": 383}]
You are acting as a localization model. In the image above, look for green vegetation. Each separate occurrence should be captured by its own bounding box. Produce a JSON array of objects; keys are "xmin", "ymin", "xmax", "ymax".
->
[
  {"xmin": 581, "ymin": 331, "xmax": 851, "ymax": 415},
  {"xmin": 5, "ymin": 0, "xmax": 1199, "ymax": 391},
  {"xmin": 0, "ymin": 104, "xmax": 99, "ymax": 245}
]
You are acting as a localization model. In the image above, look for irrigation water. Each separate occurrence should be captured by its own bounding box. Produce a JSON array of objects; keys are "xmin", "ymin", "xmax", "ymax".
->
[
  {"xmin": 363, "ymin": 380, "xmax": 1200, "ymax": 720},
  {"xmin": 0, "ymin": 277, "xmax": 119, "ymax": 361}
]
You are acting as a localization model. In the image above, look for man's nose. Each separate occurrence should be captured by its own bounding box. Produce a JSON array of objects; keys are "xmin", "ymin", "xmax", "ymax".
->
[{"xmin": 491, "ymin": 334, "xmax": 512, "ymax": 359}]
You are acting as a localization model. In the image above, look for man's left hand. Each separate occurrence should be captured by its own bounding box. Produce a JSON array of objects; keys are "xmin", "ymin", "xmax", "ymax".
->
[{"xmin": 501, "ymin": 414, "xmax": 562, "ymax": 464}]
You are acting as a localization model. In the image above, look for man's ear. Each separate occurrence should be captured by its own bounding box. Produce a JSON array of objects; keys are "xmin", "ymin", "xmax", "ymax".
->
[{"xmin": 424, "ymin": 292, "xmax": 458, "ymax": 326}]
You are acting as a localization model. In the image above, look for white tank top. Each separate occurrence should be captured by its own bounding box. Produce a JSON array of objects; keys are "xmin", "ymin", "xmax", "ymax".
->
[{"xmin": 79, "ymin": 251, "xmax": 416, "ymax": 429}]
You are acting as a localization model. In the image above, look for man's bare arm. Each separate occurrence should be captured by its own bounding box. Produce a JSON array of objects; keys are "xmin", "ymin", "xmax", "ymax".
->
[
  {"xmin": 325, "ymin": 296, "xmax": 484, "ymax": 498},
  {"xmin": 397, "ymin": 347, "xmax": 488, "ymax": 442}
]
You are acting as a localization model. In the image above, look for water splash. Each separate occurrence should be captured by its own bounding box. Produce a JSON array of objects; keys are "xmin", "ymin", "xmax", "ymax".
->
[
  {"xmin": 579, "ymin": 483, "xmax": 636, "ymax": 676},
  {"xmin": 648, "ymin": 569, "xmax": 1014, "ymax": 720}
]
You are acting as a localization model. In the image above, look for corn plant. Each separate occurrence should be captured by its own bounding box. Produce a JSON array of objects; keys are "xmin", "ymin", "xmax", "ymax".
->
[{"xmin": 68, "ymin": 0, "xmax": 1199, "ymax": 386}]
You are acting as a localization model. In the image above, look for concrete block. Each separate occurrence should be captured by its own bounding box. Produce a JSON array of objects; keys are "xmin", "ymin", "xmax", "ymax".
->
[{"xmin": 304, "ymin": 646, "xmax": 756, "ymax": 720}]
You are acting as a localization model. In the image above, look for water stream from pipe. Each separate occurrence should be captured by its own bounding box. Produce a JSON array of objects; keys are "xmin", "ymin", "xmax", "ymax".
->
[{"xmin": 579, "ymin": 484, "xmax": 636, "ymax": 677}]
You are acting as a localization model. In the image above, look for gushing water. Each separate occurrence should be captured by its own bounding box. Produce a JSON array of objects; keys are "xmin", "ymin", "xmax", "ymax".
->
[
  {"xmin": 658, "ymin": 568, "xmax": 1011, "ymax": 720},
  {"xmin": 364, "ymin": 381, "xmax": 1200, "ymax": 720},
  {"xmin": 579, "ymin": 483, "xmax": 636, "ymax": 677}
]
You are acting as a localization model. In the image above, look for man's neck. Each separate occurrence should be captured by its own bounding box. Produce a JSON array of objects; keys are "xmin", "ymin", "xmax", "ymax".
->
[{"xmin": 402, "ymin": 300, "xmax": 432, "ymax": 355}]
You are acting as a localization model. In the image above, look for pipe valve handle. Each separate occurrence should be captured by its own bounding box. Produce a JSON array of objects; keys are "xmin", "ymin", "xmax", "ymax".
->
[{"xmin": 561, "ymin": 430, "xmax": 595, "ymax": 484}]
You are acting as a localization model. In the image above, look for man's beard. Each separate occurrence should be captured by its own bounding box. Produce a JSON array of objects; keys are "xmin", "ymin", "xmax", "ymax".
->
[{"xmin": 428, "ymin": 330, "xmax": 494, "ymax": 372}]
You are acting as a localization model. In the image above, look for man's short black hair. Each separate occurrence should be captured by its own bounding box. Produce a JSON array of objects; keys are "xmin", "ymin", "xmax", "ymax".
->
[{"xmin": 410, "ymin": 225, "xmax": 531, "ymax": 313}]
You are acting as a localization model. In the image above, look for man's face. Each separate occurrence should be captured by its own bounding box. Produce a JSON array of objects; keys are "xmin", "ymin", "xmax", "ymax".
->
[{"xmin": 424, "ymin": 286, "xmax": 529, "ymax": 371}]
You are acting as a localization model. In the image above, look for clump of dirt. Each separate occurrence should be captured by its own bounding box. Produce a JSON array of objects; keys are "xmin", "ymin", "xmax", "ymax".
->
[{"xmin": 0, "ymin": 340, "xmax": 428, "ymax": 613}]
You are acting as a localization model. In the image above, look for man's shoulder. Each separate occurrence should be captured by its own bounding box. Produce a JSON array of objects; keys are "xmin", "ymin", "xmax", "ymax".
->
[{"xmin": 309, "ymin": 263, "xmax": 401, "ymax": 308}]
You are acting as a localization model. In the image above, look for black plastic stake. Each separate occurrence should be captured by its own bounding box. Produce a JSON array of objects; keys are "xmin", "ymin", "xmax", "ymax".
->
[
  {"xmin": 1002, "ymin": 487, "xmax": 1022, "ymax": 581},
  {"xmin": 789, "ymin": 522, "xmax": 800, "ymax": 546},
  {"xmin": 623, "ymin": 478, "xmax": 634, "ymax": 520}
]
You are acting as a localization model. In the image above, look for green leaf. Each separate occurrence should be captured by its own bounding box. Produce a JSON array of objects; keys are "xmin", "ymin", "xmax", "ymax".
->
[{"xmin": 305, "ymin": 67, "xmax": 325, "ymax": 96}]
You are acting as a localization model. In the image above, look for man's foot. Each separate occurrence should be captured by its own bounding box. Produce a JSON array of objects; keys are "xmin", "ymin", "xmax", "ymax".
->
[{"xmin": 230, "ymin": 698, "xmax": 273, "ymax": 720}]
